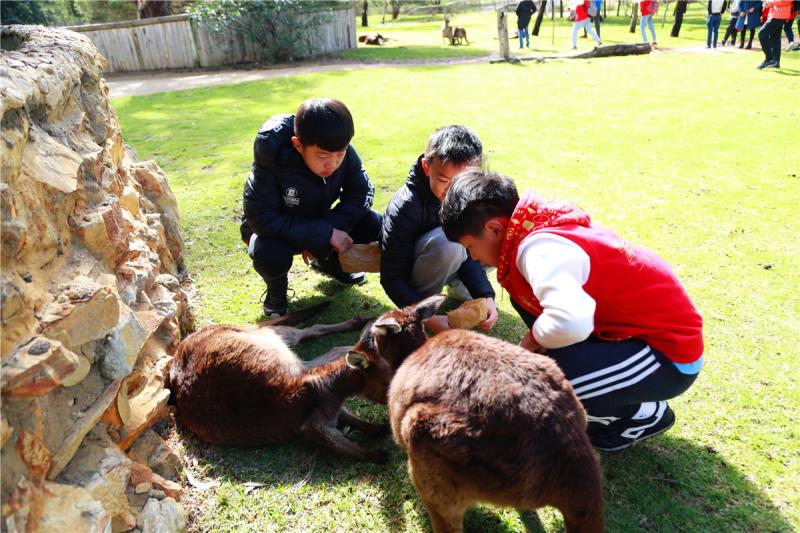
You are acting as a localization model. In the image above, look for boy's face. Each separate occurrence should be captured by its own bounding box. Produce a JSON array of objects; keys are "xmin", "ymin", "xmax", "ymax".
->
[
  {"xmin": 457, "ymin": 221, "xmax": 505, "ymax": 267},
  {"xmin": 292, "ymin": 137, "xmax": 347, "ymax": 178},
  {"xmin": 422, "ymin": 158, "xmax": 473, "ymax": 202}
]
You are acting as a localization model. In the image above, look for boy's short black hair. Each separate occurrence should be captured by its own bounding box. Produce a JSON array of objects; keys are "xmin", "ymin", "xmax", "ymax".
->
[
  {"xmin": 441, "ymin": 169, "xmax": 519, "ymax": 241},
  {"xmin": 294, "ymin": 98, "xmax": 354, "ymax": 151},
  {"xmin": 424, "ymin": 125, "xmax": 483, "ymax": 166}
]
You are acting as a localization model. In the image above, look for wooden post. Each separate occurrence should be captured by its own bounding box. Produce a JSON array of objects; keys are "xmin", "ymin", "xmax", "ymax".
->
[{"xmin": 497, "ymin": 9, "xmax": 510, "ymax": 59}]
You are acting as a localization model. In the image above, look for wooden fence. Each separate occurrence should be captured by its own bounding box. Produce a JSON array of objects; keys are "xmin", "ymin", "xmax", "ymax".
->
[{"xmin": 64, "ymin": 6, "xmax": 356, "ymax": 74}]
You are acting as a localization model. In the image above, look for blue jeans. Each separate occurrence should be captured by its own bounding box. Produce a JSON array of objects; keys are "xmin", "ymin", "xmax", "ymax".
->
[
  {"xmin": 640, "ymin": 14, "xmax": 656, "ymax": 43},
  {"xmin": 707, "ymin": 13, "xmax": 722, "ymax": 46},
  {"xmin": 572, "ymin": 18, "xmax": 601, "ymax": 47},
  {"xmin": 518, "ymin": 27, "xmax": 530, "ymax": 47}
]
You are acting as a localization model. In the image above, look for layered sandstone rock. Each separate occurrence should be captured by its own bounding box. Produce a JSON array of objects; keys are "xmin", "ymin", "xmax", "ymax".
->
[{"xmin": 1, "ymin": 25, "xmax": 192, "ymax": 532}]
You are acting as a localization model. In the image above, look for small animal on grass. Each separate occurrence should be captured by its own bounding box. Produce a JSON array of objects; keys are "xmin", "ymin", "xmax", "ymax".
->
[
  {"xmin": 389, "ymin": 329, "xmax": 604, "ymax": 533},
  {"xmin": 169, "ymin": 296, "xmax": 444, "ymax": 463},
  {"xmin": 442, "ymin": 16, "xmax": 454, "ymax": 45},
  {"xmin": 453, "ymin": 25, "xmax": 469, "ymax": 45},
  {"xmin": 358, "ymin": 33, "xmax": 388, "ymax": 45}
]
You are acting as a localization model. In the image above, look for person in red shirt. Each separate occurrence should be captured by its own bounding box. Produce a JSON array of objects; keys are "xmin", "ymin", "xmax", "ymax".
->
[
  {"xmin": 640, "ymin": 0, "xmax": 659, "ymax": 46},
  {"xmin": 569, "ymin": 0, "xmax": 603, "ymax": 49},
  {"xmin": 441, "ymin": 169, "xmax": 704, "ymax": 452},
  {"xmin": 758, "ymin": 0, "xmax": 795, "ymax": 67}
]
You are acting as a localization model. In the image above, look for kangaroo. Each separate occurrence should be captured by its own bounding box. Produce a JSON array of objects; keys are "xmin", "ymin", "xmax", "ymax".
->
[
  {"xmin": 442, "ymin": 16, "xmax": 454, "ymax": 45},
  {"xmin": 453, "ymin": 26, "xmax": 469, "ymax": 45},
  {"xmin": 169, "ymin": 296, "xmax": 444, "ymax": 463},
  {"xmin": 389, "ymin": 330, "xmax": 604, "ymax": 532}
]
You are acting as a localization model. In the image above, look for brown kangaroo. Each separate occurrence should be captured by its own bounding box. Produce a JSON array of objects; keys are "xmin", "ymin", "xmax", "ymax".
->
[
  {"xmin": 453, "ymin": 26, "xmax": 468, "ymax": 45},
  {"xmin": 389, "ymin": 329, "xmax": 604, "ymax": 533},
  {"xmin": 169, "ymin": 296, "xmax": 444, "ymax": 463}
]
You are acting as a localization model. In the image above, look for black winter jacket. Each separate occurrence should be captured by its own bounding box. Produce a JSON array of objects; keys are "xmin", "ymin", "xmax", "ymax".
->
[
  {"xmin": 380, "ymin": 155, "xmax": 495, "ymax": 308},
  {"xmin": 516, "ymin": 0, "xmax": 537, "ymax": 29},
  {"xmin": 242, "ymin": 114, "xmax": 375, "ymax": 256}
]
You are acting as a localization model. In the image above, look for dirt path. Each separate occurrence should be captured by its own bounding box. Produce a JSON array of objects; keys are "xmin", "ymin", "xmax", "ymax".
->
[
  {"xmin": 106, "ymin": 57, "xmax": 487, "ymax": 98},
  {"xmin": 106, "ymin": 45, "xmax": 768, "ymax": 98}
]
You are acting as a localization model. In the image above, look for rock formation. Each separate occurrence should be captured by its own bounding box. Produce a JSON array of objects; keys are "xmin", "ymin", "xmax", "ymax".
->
[{"xmin": 1, "ymin": 25, "xmax": 193, "ymax": 532}]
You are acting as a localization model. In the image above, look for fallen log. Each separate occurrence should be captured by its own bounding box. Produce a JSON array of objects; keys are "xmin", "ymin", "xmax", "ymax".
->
[{"xmin": 490, "ymin": 43, "xmax": 652, "ymax": 63}]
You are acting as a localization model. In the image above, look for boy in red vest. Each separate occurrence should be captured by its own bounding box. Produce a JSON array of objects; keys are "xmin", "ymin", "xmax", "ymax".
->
[{"xmin": 440, "ymin": 169, "xmax": 704, "ymax": 452}]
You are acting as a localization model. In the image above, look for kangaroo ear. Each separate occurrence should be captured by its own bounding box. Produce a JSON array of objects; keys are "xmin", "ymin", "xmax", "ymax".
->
[
  {"xmin": 373, "ymin": 316, "xmax": 401, "ymax": 334},
  {"xmin": 346, "ymin": 351, "xmax": 371, "ymax": 370},
  {"xmin": 412, "ymin": 294, "xmax": 447, "ymax": 321}
]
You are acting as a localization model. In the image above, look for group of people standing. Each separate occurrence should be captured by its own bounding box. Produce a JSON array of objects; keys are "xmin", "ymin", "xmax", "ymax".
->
[
  {"xmin": 717, "ymin": 0, "xmax": 799, "ymax": 69},
  {"xmin": 513, "ymin": 0, "xmax": 798, "ymax": 68}
]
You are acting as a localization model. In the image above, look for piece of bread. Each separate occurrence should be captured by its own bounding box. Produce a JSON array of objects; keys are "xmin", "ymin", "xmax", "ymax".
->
[
  {"xmin": 447, "ymin": 298, "xmax": 489, "ymax": 329},
  {"xmin": 340, "ymin": 241, "xmax": 381, "ymax": 273}
]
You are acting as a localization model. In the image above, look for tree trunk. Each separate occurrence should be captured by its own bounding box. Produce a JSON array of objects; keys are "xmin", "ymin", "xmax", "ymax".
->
[
  {"xmin": 671, "ymin": 0, "xmax": 687, "ymax": 36},
  {"xmin": 137, "ymin": 0, "xmax": 170, "ymax": 19},
  {"xmin": 629, "ymin": 3, "xmax": 639, "ymax": 33},
  {"xmin": 617, "ymin": 0, "xmax": 622, "ymax": 17},
  {"xmin": 559, "ymin": 0, "xmax": 563, "ymax": 17},
  {"xmin": 497, "ymin": 10, "xmax": 510, "ymax": 59},
  {"xmin": 361, "ymin": 0, "xmax": 368, "ymax": 27},
  {"xmin": 391, "ymin": 0, "xmax": 401, "ymax": 20},
  {"xmin": 533, "ymin": 0, "xmax": 547, "ymax": 35}
]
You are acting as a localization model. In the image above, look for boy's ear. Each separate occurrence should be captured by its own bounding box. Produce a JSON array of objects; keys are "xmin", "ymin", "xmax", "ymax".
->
[
  {"xmin": 290, "ymin": 136, "xmax": 304, "ymax": 154},
  {"xmin": 421, "ymin": 157, "xmax": 430, "ymax": 177},
  {"xmin": 485, "ymin": 217, "xmax": 506, "ymax": 235}
]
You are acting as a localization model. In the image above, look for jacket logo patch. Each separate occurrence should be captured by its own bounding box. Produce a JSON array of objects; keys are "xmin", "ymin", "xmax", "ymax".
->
[{"xmin": 283, "ymin": 187, "xmax": 300, "ymax": 207}]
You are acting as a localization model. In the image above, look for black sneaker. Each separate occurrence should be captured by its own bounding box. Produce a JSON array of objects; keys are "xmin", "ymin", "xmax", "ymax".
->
[
  {"xmin": 260, "ymin": 274, "xmax": 288, "ymax": 317},
  {"xmin": 589, "ymin": 402, "xmax": 675, "ymax": 452},
  {"xmin": 763, "ymin": 61, "xmax": 780, "ymax": 69},
  {"xmin": 310, "ymin": 257, "xmax": 367, "ymax": 285}
]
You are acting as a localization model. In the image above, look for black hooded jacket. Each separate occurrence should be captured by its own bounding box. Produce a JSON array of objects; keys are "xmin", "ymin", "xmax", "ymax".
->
[
  {"xmin": 380, "ymin": 155, "xmax": 495, "ymax": 308},
  {"xmin": 242, "ymin": 114, "xmax": 375, "ymax": 256}
]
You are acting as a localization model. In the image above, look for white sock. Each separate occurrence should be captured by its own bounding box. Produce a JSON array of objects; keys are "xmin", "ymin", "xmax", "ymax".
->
[{"xmin": 632, "ymin": 402, "xmax": 657, "ymax": 420}]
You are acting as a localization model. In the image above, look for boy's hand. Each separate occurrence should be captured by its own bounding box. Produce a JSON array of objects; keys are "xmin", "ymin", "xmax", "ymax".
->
[
  {"xmin": 478, "ymin": 298, "xmax": 499, "ymax": 331},
  {"xmin": 330, "ymin": 228, "xmax": 354, "ymax": 255},
  {"xmin": 519, "ymin": 330, "xmax": 546, "ymax": 354},
  {"xmin": 301, "ymin": 250, "xmax": 315, "ymax": 265},
  {"xmin": 423, "ymin": 315, "xmax": 451, "ymax": 335}
]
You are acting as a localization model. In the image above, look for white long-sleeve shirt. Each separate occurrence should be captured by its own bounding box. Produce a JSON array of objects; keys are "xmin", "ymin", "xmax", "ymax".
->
[{"xmin": 516, "ymin": 233, "xmax": 596, "ymax": 348}]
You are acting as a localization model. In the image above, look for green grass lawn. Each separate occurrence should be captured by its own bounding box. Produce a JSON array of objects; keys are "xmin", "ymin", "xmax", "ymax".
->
[
  {"xmin": 343, "ymin": 3, "xmax": 743, "ymax": 61},
  {"xmin": 113, "ymin": 23, "xmax": 799, "ymax": 532}
]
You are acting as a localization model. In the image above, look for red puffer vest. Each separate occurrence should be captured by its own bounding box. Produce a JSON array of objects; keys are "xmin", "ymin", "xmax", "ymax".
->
[{"xmin": 497, "ymin": 189, "xmax": 703, "ymax": 363}]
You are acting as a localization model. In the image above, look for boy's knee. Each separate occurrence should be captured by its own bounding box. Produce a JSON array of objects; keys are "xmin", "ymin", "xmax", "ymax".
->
[
  {"xmin": 249, "ymin": 236, "xmax": 294, "ymax": 276},
  {"xmin": 415, "ymin": 228, "xmax": 467, "ymax": 264},
  {"xmin": 352, "ymin": 210, "xmax": 383, "ymax": 243}
]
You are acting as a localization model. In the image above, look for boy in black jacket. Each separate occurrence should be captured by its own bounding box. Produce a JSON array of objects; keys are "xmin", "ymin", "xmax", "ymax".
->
[
  {"xmin": 241, "ymin": 99, "xmax": 381, "ymax": 316},
  {"xmin": 380, "ymin": 125, "xmax": 498, "ymax": 333}
]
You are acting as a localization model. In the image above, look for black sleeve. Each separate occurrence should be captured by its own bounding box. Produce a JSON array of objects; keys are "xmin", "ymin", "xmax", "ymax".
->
[
  {"xmin": 722, "ymin": 1, "xmax": 728, "ymax": 12},
  {"xmin": 379, "ymin": 194, "xmax": 426, "ymax": 308},
  {"xmin": 243, "ymin": 166, "xmax": 333, "ymax": 252},
  {"xmin": 531, "ymin": 1, "xmax": 537, "ymax": 13},
  {"xmin": 323, "ymin": 147, "xmax": 375, "ymax": 233},
  {"xmin": 457, "ymin": 258, "xmax": 496, "ymax": 300}
]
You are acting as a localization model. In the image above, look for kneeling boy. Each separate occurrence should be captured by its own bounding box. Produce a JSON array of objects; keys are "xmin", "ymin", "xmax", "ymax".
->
[
  {"xmin": 441, "ymin": 169, "xmax": 704, "ymax": 451},
  {"xmin": 241, "ymin": 98, "xmax": 381, "ymax": 316},
  {"xmin": 380, "ymin": 125, "xmax": 498, "ymax": 331}
]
